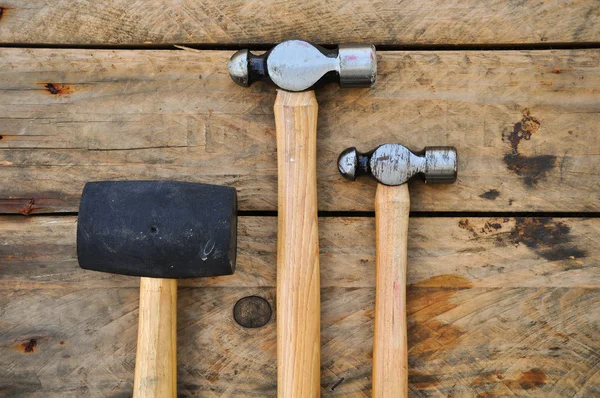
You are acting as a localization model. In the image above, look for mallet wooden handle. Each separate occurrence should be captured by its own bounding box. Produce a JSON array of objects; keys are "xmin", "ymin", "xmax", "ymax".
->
[
  {"xmin": 133, "ymin": 277, "xmax": 177, "ymax": 398},
  {"xmin": 274, "ymin": 90, "xmax": 321, "ymax": 397},
  {"xmin": 373, "ymin": 184, "xmax": 410, "ymax": 398}
]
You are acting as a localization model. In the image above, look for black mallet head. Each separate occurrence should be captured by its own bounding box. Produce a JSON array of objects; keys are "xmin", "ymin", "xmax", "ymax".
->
[{"xmin": 77, "ymin": 181, "xmax": 237, "ymax": 279}]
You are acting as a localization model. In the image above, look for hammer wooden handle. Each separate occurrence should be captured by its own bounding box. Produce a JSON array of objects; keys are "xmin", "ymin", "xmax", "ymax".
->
[
  {"xmin": 373, "ymin": 184, "xmax": 410, "ymax": 398},
  {"xmin": 133, "ymin": 277, "xmax": 177, "ymax": 397},
  {"xmin": 274, "ymin": 90, "xmax": 321, "ymax": 397}
]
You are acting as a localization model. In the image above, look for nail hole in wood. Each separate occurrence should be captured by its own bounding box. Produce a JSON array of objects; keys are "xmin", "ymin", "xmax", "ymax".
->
[{"xmin": 233, "ymin": 296, "xmax": 272, "ymax": 328}]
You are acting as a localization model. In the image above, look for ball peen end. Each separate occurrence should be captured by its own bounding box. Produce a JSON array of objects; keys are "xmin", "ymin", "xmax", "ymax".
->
[
  {"xmin": 228, "ymin": 49, "xmax": 249, "ymax": 87},
  {"xmin": 338, "ymin": 147, "xmax": 359, "ymax": 181}
]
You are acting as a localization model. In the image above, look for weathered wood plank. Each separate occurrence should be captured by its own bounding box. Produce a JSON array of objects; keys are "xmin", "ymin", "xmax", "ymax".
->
[
  {"xmin": 1, "ymin": 287, "xmax": 598, "ymax": 396},
  {"xmin": 0, "ymin": 1, "xmax": 598, "ymax": 45},
  {"xmin": 1, "ymin": 216, "xmax": 597, "ymax": 290},
  {"xmin": 1, "ymin": 49, "xmax": 599, "ymax": 213},
  {"xmin": 1, "ymin": 216, "xmax": 598, "ymax": 396}
]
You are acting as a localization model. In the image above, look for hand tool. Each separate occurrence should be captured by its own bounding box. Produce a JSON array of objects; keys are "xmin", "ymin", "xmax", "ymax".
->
[
  {"xmin": 338, "ymin": 144, "xmax": 457, "ymax": 397},
  {"xmin": 77, "ymin": 180, "xmax": 237, "ymax": 397},
  {"xmin": 229, "ymin": 40, "xmax": 376, "ymax": 396}
]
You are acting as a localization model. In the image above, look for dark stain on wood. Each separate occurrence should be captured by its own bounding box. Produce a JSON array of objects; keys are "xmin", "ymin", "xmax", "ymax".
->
[
  {"xmin": 518, "ymin": 368, "xmax": 547, "ymax": 390},
  {"xmin": 488, "ymin": 222, "xmax": 502, "ymax": 230},
  {"xmin": 455, "ymin": 217, "xmax": 586, "ymax": 263},
  {"xmin": 480, "ymin": 221, "xmax": 502, "ymax": 234},
  {"xmin": 43, "ymin": 83, "xmax": 73, "ymax": 96},
  {"xmin": 18, "ymin": 198, "xmax": 35, "ymax": 215},
  {"xmin": 479, "ymin": 189, "xmax": 500, "ymax": 200},
  {"xmin": 458, "ymin": 219, "xmax": 476, "ymax": 234},
  {"xmin": 503, "ymin": 110, "xmax": 557, "ymax": 187},
  {"xmin": 18, "ymin": 339, "xmax": 38, "ymax": 353},
  {"xmin": 460, "ymin": 219, "xmax": 504, "ymax": 237},
  {"xmin": 233, "ymin": 296, "xmax": 272, "ymax": 328},
  {"xmin": 506, "ymin": 111, "xmax": 540, "ymax": 154},
  {"xmin": 509, "ymin": 218, "xmax": 587, "ymax": 261},
  {"xmin": 504, "ymin": 153, "xmax": 557, "ymax": 187}
]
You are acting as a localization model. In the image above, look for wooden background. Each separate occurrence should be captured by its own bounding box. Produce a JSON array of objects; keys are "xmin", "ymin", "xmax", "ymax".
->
[{"xmin": 0, "ymin": 1, "xmax": 599, "ymax": 397}]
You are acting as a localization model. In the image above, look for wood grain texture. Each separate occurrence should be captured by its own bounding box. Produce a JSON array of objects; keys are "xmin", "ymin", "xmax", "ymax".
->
[
  {"xmin": 1, "ymin": 48, "xmax": 599, "ymax": 213},
  {"xmin": 2, "ymin": 216, "xmax": 598, "ymax": 290},
  {"xmin": 373, "ymin": 184, "xmax": 410, "ymax": 397},
  {"xmin": 133, "ymin": 278, "xmax": 177, "ymax": 398},
  {"xmin": 0, "ymin": 1, "xmax": 598, "ymax": 45},
  {"xmin": 274, "ymin": 91, "xmax": 320, "ymax": 397},
  {"xmin": 0, "ymin": 216, "xmax": 598, "ymax": 396},
  {"xmin": 2, "ymin": 286, "xmax": 599, "ymax": 397}
]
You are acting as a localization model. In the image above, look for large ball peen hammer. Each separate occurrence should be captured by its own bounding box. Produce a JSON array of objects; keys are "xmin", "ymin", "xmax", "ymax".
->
[{"xmin": 229, "ymin": 41, "xmax": 376, "ymax": 396}]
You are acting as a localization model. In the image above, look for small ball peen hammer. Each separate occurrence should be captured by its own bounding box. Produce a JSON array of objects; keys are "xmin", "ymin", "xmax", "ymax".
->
[{"xmin": 339, "ymin": 144, "xmax": 458, "ymax": 397}]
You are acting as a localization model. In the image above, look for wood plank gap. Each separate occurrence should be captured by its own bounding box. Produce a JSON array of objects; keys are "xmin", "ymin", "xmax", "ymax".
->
[
  {"xmin": 3, "ymin": 211, "xmax": 600, "ymax": 219},
  {"xmin": 1, "ymin": 42, "xmax": 600, "ymax": 52},
  {"xmin": 318, "ymin": 212, "xmax": 600, "ymax": 218}
]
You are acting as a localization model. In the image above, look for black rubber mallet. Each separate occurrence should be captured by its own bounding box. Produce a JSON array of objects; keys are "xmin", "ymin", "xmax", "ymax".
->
[{"xmin": 77, "ymin": 181, "xmax": 237, "ymax": 397}]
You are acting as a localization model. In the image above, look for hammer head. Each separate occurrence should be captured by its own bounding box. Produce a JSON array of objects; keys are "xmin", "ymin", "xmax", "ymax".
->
[
  {"xmin": 338, "ymin": 144, "xmax": 458, "ymax": 186},
  {"xmin": 77, "ymin": 181, "xmax": 237, "ymax": 279},
  {"xmin": 228, "ymin": 40, "xmax": 377, "ymax": 92}
]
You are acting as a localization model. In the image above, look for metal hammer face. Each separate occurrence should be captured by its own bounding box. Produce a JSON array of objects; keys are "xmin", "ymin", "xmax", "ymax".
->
[
  {"xmin": 228, "ymin": 40, "xmax": 377, "ymax": 92},
  {"xmin": 338, "ymin": 144, "xmax": 458, "ymax": 186},
  {"xmin": 77, "ymin": 181, "xmax": 237, "ymax": 279}
]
